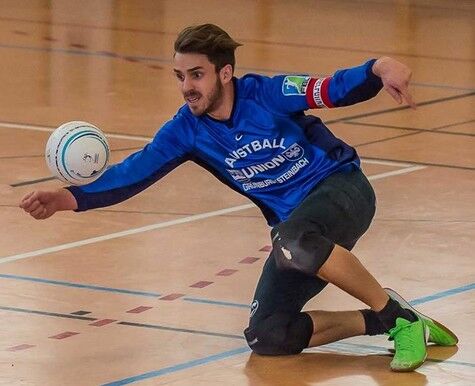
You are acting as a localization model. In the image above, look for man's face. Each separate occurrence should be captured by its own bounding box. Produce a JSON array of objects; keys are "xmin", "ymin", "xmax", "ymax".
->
[{"xmin": 173, "ymin": 52, "xmax": 224, "ymax": 116}]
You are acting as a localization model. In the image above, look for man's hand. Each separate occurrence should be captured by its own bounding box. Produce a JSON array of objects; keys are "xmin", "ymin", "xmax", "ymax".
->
[
  {"xmin": 372, "ymin": 57, "xmax": 416, "ymax": 108},
  {"xmin": 19, "ymin": 189, "xmax": 78, "ymax": 220}
]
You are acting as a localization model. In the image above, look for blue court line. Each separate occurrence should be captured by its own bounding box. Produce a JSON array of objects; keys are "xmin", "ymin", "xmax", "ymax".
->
[
  {"xmin": 0, "ymin": 273, "xmax": 161, "ymax": 297},
  {"xmin": 423, "ymin": 358, "xmax": 475, "ymax": 368},
  {"xmin": 102, "ymin": 338, "xmax": 475, "ymax": 385},
  {"xmin": 3, "ymin": 302, "xmax": 473, "ymax": 372},
  {"xmin": 317, "ymin": 342, "xmax": 475, "ymax": 368},
  {"xmin": 2, "ymin": 273, "xmax": 474, "ymax": 383},
  {"xmin": 102, "ymin": 283, "xmax": 475, "ymax": 385},
  {"xmin": 2, "ymin": 273, "xmax": 474, "ymax": 310},
  {"xmin": 182, "ymin": 297, "xmax": 250, "ymax": 308},
  {"xmin": 0, "ymin": 43, "xmax": 473, "ymax": 92},
  {"xmin": 101, "ymin": 346, "xmax": 251, "ymax": 386},
  {"xmin": 410, "ymin": 283, "xmax": 475, "ymax": 306},
  {"xmin": 0, "ymin": 273, "xmax": 252, "ymax": 307}
]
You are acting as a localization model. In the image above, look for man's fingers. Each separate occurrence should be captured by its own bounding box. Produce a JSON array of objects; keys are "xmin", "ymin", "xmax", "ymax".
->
[
  {"xmin": 19, "ymin": 191, "xmax": 36, "ymax": 208},
  {"xmin": 23, "ymin": 199, "xmax": 41, "ymax": 213},
  {"xmin": 400, "ymin": 87, "xmax": 416, "ymax": 109},
  {"xmin": 385, "ymin": 83, "xmax": 417, "ymax": 108},
  {"xmin": 19, "ymin": 190, "xmax": 59, "ymax": 220},
  {"xmin": 385, "ymin": 86, "xmax": 402, "ymax": 104},
  {"xmin": 35, "ymin": 208, "xmax": 49, "ymax": 220},
  {"xmin": 22, "ymin": 191, "xmax": 35, "ymax": 201},
  {"xmin": 22, "ymin": 191, "xmax": 43, "ymax": 209},
  {"xmin": 30, "ymin": 205, "xmax": 46, "ymax": 218}
]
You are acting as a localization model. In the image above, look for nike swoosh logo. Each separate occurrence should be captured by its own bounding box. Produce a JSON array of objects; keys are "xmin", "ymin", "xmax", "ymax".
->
[{"xmin": 282, "ymin": 247, "xmax": 292, "ymax": 260}]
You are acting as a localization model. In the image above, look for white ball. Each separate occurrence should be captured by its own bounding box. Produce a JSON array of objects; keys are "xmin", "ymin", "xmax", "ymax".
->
[{"xmin": 45, "ymin": 121, "xmax": 110, "ymax": 186}]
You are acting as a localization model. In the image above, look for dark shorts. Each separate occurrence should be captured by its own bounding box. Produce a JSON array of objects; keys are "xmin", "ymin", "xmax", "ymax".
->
[{"xmin": 249, "ymin": 167, "xmax": 376, "ymax": 327}]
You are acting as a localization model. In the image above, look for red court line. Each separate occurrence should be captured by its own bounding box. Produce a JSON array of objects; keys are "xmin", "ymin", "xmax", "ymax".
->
[
  {"xmin": 239, "ymin": 257, "xmax": 260, "ymax": 264},
  {"xmin": 190, "ymin": 281, "xmax": 213, "ymax": 288},
  {"xmin": 70, "ymin": 43, "xmax": 87, "ymax": 49},
  {"xmin": 6, "ymin": 344, "xmax": 35, "ymax": 351},
  {"xmin": 126, "ymin": 306, "xmax": 153, "ymax": 314},
  {"xmin": 49, "ymin": 331, "xmax": 79, "ymax": 340},
  {"xmin": 89, "ymin": 319, "xmax": 117, "ymax": 327},
  {"xmin": 217, "ymin": 269, "xmax": 238, "ymax": 276},
  {"xmin": 160, "ymin": 293, "xmax": 184, "ymax": 301},
  {"xmin": 124, "ymin": 56, "xmax": 140, "ymax": 62}
]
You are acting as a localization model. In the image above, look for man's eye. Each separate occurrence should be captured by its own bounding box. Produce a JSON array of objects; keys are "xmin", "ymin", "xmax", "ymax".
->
[
  {"xmin": 175, "ymin": 73, "xmax": 184, "ymax": 81},
  {"xmin": 192, "ymin": 72, "xmax": 202, "ymax": 79}
]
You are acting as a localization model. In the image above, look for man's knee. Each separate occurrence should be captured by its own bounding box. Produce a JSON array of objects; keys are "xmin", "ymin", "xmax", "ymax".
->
[
  {"xmin": 244, "ymin": 312, "xmax": 313, "ymax": 355},
  {"xmin": 271, "ymin": 221, "xmax": 334, "ymax": 276}
]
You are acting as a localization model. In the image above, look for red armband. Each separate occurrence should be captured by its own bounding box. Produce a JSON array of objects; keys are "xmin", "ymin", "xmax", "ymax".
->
[{"xmin": 305, "ymin": 77, "xmax": 334, "ymax": 109}]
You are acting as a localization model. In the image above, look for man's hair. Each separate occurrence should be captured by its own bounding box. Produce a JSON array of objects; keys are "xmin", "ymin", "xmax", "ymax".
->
[{"xmin": 174, "ymin": 24, "xmax": 242, "ymax": 72}]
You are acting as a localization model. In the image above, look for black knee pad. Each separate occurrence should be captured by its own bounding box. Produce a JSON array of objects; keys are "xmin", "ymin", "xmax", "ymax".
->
[
  {"xmin": 271, "ymin": 221, "xmax": 335, "ymax": 276},
  {"xmin": 244, "ymin": 312, "xmax": 313, "ymax": 355}
]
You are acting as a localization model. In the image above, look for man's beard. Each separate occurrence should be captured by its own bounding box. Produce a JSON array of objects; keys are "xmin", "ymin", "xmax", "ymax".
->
[
  {"xmin": 202, "ymin": 78, "xmax": 224, "ymax": 116},
  {"xmin": 185, "ymin": 77, "xmax": 224, "ymax": 116}
]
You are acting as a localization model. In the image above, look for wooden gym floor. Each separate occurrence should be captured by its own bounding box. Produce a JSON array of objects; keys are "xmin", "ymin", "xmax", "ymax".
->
[{"xmin": 0, "ymin": 1, "xmax": 474, "ymax": 385}]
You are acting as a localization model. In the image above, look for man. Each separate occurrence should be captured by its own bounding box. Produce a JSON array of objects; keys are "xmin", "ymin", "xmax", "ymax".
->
[{"xmin": 20, "ymin": 24, "xmax": 457, "ymax": 371}]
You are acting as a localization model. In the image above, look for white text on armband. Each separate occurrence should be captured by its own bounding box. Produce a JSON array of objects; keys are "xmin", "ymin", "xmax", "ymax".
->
[{"xmin": 313, "ymin": 78, "xmax": 329, "ymax": 109}]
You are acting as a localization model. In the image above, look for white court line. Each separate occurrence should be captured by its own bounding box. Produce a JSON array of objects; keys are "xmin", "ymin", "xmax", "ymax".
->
[
  {"xmin": 360, "ymin": 158, "xmax": 414, "ymax": 168},
  {"xmin": 367, "ymin": 165, "xmax": 426, "ymax": 181},
  {"xmin": 1, "ymin": 165, "xmax": 427, "ymax": 264},
  {"xmin": 0, "ymin": 204, "xmax": 254, "ymax": 264},
  {"xmin": 3, "ymin": 120, "xmax": 418, "ymax": 168},
  {"xmin": 0, "ymin": 122, "xmax": 152, "ymax": 142}
]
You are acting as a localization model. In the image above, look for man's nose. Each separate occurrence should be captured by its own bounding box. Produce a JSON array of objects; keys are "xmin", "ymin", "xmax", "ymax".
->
[{"xmin": 182, "ymin": 76, "xmax": 193, "ymax": 93}]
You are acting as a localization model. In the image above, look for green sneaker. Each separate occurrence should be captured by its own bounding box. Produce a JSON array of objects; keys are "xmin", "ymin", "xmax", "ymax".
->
[
  {"xmin": 385, "ymin": 288, "xmax": 458, "ymax": 346},
  {"xmin": 388, "ymin": 317, "xmax": 427, "ymax": 372}
]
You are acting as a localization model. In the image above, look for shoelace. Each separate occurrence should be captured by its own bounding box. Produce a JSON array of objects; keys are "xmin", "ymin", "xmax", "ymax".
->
[{"xmin": 388, "ymin": 322, "xmax": 417, "ymax": 351}]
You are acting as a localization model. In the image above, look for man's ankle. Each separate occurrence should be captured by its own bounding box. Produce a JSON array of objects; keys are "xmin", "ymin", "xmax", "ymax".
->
[{"xmin": 377, "ymin": 298, "xmax": 417, "ymax": 331}]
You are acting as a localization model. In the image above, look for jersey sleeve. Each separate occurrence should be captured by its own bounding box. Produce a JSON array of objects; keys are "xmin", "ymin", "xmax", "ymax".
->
[
  {"xmin": 309, "ymin": 58, "xmax": 384, "ymax": 108},
  {"xmin": 250, "ymin": 59, "xmax": 383, "ymax": 113},
  {"xmin": 66, "ymin": 117, "xmax": 195, "ymax": 211}
]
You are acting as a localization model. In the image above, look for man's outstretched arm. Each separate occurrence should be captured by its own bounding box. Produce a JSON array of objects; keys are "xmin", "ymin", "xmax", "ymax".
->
[
  {"xmin": 258, "ymin": 56, "xmax": 415, "ymax": 113},
  {"xmin": 310, "ymin": 57, "xmax": 415, "ymax": 109}
]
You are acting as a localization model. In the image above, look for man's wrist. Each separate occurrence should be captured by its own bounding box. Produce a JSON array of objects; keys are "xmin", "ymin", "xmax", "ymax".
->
[
  {"xmin": 371, "ymin": 56, "xmax": 390, "ymax": 78},
  {"xmin": 58, "ymin": 188, "xmax": 79, "ymax": 211}
]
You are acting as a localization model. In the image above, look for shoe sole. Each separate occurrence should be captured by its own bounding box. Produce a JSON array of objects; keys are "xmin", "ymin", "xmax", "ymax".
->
[
  {"xmin": 391, "ymin": 353, "xmax": 427, "ymax": 372},
  {"xmin": 385, "ymin": 288, "xmax": 458, "ymax": 345}
]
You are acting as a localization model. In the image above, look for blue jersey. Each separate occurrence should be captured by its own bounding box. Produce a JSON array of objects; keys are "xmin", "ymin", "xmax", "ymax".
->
[{"xmin": 68, "ymin": 59, "xmax": 383, "ymax": 226}]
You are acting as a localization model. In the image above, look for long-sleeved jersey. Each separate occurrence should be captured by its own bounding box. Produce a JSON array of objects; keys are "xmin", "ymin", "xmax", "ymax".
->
[{"xmin": 67, "ymin": 59, "xmax": 383, "ymax": 226}]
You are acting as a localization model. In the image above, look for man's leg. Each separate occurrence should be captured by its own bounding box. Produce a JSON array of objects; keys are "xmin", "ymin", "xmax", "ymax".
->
[
  {"xmin": 244, "ymin": 169, "xmax": 384, "ymax": 356},
  {"xmin": 244, "ymin": 252, "xmax": 326, "ymax": 356},
  {"xmin": 271, "ymin": 168, "xmax": 427, "ymax": 371},
  {"xmin": 306, "ymin": 310, "xmax": 366, "ymax": 346},
  {"xmin": 244, "ymin": 250, "xmax": 384, "ymax": 355},
  {"xmin": 318, "ymin": 245, "xmax": 388, "ymax": 311}
]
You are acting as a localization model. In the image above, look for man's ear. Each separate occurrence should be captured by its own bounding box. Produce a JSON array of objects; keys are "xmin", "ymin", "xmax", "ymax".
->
[{"xmin": 220, "ymin": 64, "xmax": 233, "ymax": 83}]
